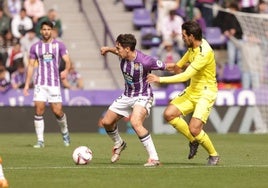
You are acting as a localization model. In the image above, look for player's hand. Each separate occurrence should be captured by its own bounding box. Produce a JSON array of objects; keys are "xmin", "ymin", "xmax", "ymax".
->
[
  {"xmin": 23, "ymin": 86, "xmax": 29, "ymax": 96},
  {"xmin": 100, "ymin": 47, "xmax": 109, "ymax": 55},
  {"xmin": 60, "ymin": 70, "xmax": 68, "ymax": 80},
  {"xmin": 165, "ymin": 63, "xmax": 176, "ymax": 71},
  {"xmin": 147, "ymin": 73, "xmax": 160, "ymax": 83}
]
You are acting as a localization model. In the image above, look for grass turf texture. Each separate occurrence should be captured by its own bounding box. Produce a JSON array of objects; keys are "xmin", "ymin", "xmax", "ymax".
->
[{"xmin": 0, "ymin": 133, "xmax": 268, "ymax": 188}]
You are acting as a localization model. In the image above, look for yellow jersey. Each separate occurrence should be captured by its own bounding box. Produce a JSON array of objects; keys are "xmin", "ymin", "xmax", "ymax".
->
[{"xmin": 160, "ymin": 39, "xmax": 217, "ymax": 94}]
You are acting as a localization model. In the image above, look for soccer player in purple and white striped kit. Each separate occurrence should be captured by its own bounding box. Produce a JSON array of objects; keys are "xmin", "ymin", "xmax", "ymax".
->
[
  {"xmin": 100, "ymin": 34, "xmax": 166, "ymax": 167},
  {"xmin": 23, "ymin": 20, "xmax": 71, "ymax": 148}
]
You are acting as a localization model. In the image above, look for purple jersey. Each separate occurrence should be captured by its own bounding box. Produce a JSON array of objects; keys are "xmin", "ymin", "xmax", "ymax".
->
[
  {"xmin": 121, "ymin": 50, "xmax": 165, "ymax": 97},
  {"xmin": 29, "ymin": 39, "xmax": 68, "ymax": 87}
]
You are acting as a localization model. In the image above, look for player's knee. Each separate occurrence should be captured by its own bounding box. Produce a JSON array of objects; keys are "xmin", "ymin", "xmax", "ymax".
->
[
  {"xmin": 130, "ymin": 117, "xmax": 140, "ymax": 128},
  {"xmin": 101, "ymin": 118, "xmax": 115, "ymax": 130},
  {"xmin": 163, "ymin": 110, "xmax": 175, "ymax": 122},
  {"xmin": 189, "ymin": 126, "xmax": 202, "ymax": 137}
]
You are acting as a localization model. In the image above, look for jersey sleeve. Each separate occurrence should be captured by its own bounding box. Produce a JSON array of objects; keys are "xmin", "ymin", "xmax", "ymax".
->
[
  {"xmin": 146, "ymin": 56, "xmax": 166, "ymax": 71},
  {"xmin": 29, "ymin": 44, "xmax": 37, "ymax": 60},
  {"xmin": 59, "ymin": 42, "xmax": 68, "ymax": 57},
  {"xmin": 159, "ymin": 65, "xmax": 198, "ymax": 83}
]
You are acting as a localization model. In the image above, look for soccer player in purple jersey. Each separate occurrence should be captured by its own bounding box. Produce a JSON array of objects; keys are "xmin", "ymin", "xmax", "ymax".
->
[
  {"xmin": 23, "ymin": 20, "xmax": 71, "ymax": 148},
  {"xmin": 100, "ymin": 34, "xmax": 166, "ymax": 167}
]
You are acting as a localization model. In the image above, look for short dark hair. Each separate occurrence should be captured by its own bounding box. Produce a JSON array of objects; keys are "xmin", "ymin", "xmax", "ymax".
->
[
  {"xmin": 116, "ymin": 34, "xmax": 136, "ymax": 51},
  {"xmin": 182, "ymin": 21, "xmax": 202, "ymax": 40},
  {"xmin": 41, "ymin": 20, "xmax": 54, "ymax": 29}
]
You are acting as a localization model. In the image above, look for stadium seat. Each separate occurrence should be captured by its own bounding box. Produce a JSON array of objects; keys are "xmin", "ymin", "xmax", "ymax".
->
[
  {"xmin": 132, "ymin": 8, "xmax": 154, "ymax": 29},
  {"xmin": 140, "ymin": 27, "xmax": 162, "ymax": 49},
  {"xmin": 205, "ymin": 27, "xmax": 227, "ymax": 48},
  {"xmin": 122, "ymin": 0, "xmax": 144, "ymax": 11},
  {"xmin": 222, "ymin": 64, "xmax": 242, "ymax": 83}
]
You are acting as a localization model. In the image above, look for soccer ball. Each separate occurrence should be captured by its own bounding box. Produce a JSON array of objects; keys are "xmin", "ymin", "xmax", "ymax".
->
[{"xmin": 72, "ymin": 146, "xmax": 93, "ymax": 165}]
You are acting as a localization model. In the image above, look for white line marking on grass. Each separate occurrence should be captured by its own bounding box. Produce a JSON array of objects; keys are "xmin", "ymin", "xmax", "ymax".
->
[{"xmin": 5, "ymin": 164, "xmax": 268, "ymax": 170}]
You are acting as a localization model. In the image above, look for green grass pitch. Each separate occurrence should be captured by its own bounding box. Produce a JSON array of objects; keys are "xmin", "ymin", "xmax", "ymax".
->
[{"xmin": 0, "ymin": 133, "xmax": 268, "ymax": 188}]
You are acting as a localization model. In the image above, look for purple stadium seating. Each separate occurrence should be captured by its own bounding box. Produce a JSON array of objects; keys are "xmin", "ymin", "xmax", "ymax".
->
[
  {"xmin": 140, "ymin": 27, "xmax": 161, "ymax": 48},
  {"xmin": 132, "ymin": 8, "xmax": 154, "ymax": 29},
  {"xmin": 205, "ymin": 27, "xmax": 227, "ymax": 48},
  {"xmin": 123, "ymin": 0, "xmax": 144, "ymax": 10},
  {"xmin": 222, "ymin": 64, "xmax": 241, "ymax": 83}
]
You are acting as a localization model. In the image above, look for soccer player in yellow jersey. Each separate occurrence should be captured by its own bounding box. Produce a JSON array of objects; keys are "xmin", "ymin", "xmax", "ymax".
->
[{"xmin": 147, "ymin": 21, "xmax": 220, "ymax": 165}]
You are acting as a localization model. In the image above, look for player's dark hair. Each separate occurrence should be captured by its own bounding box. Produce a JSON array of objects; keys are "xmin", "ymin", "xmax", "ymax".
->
[
  {"xmin": 182, "ymin": 21, "xmax": 202, "ymax": 40},
  {"xmin": 116, "ymin": 34, "xmax": 136, "ymax": 51},
  {"xmin": 41, "ymin": 20, "xmax": 54, "ymax": 29}
]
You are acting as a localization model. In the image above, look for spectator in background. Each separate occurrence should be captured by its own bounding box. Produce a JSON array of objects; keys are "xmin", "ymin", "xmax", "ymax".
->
[
  {"xmin": 0, "ymin": 63, "xmax": 11, "ymax": 93},
  {"xmin": 5, "ymin": 42, "xmax": 23, "ymax": 73},
  {"xmin": 20, "ymin": 28, "xmax": 39, "ymax": 62},
  {"xmin": 229, "ymin": 33, "xmax": 263, "ymax": 89},
  {"xmin": 11, "ymin": 8, "xmax": 33, "ymax": 40},
  {"xmin": 258, "ymin": 0, "xmax": 268, "ymax": 13},
  {"xmin": 11, "ymin": 60, "xmax": 30, "ymax": 89},
  {"xmin": 0, "ymin": 7, "xmax": 11, "ymax": 37},
  {"xmin": 240, "ymin": 0, "xmax": 259, "ymax": 13},
  {"xmin": 157, "ymin": 39, "xmax": 180, "ymax": 77},
  {"xmin": 157, "ymin": 0, "xmax": 180, "ymax": 33},
  {"xmin": 195, "ymin": 0, "xmax": 216, "ymax": 27},
  {"xmin": 192, "ymin": 7, "xmax": 206, "ymax": 36},
  {"xmin": 23, "ymin": 0, "xmax": 46, "ymax": 25},
  {"xmin": 0, "ymin": 35, "xmax": 6, "ymax": 63},
  {"xmin": 160, "ymin": 9, "xmax": 184, "ymax": 55},
  {"xmin": 61, "ymin": 62, "xmax": 84, "ymax": 90},
  {"xmin": 3, "ymin": 0, "xmax": 22, "ymax": 18},
  {"xmin": 0, "ymin": 30, "xmax": 16, "ymax": 65},
  {"xmin": 2, "ymin": 29, "xmax": 17, "ymax": 49},
  {"xmin": 215, "ymin": 2, "xmax": 243, "ymax": 68},
  {"xmin": 36, "ymin": 9, "xmax": 63, "ymax": 38}
]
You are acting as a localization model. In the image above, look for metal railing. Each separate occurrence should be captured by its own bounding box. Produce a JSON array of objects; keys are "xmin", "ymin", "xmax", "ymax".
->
[{"xmin": 78, "ymin": 0, "xmax": 120, "ymax": 89}]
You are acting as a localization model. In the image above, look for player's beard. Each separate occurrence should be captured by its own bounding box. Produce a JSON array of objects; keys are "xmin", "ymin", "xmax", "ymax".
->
[
  {"xmin": 42, "ymin": 33, "xmax": 52, "ymax": 42},
  {"xmin": 185, "ymin": 40, "xmax": 194, "ymax": 48}
]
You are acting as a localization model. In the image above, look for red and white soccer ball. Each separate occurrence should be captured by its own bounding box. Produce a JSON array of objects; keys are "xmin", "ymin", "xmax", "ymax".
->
[{"xmin": 72, "ymin": 146, "xmax": 93, "ymax": 165}]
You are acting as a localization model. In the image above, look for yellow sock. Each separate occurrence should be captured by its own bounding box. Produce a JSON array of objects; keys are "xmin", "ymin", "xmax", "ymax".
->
[
  {"xmin": 195, "ymin": 130, "xmax": 218, "ymax": 156},
  {"xmin": 169, "ymin": 117, "xmax": 195, "ymax": 142}
]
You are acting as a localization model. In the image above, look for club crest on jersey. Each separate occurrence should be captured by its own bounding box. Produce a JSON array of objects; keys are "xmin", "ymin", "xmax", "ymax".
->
[
  {"xmin": 134, "ymin": 63, "xmax": 140, "ymax": 70},
  {"xmin": 156, "ymin": 60, "xmax": 163, "ymax": 67},
  {"xmin": 42, "ymin": 52, "xmax": 54, "ymax": 62}
]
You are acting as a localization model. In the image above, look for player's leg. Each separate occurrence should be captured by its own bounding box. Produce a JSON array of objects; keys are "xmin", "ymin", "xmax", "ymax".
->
[
  {"xmin": 101, "ymin": 109, "xmax": 125, "ymax": 163},
  {"xmin": 0, "ymin": 156, "xmax": 8, "ymax": 188},
  {"xmin": 50, "ymin": 103, "xmax": 70, "ymax": 146},
  {"xmin": 164, "ymin": 103, "xmax": 199, "ymax": 159},
  {"xmin": 165, "ymin": 92, "xmax": 201, "ymax": 159},
  {"xmin": 33, "ymin": 101, "xmax": 46, "ymax": 148},
  {"xmin": 131, "ymin": 98, "xmax": 160, "ymax": 167},
  {"xmin": 48, "ymin": 86, "xmax": 70, "ymax": 146},
  {"xmin": 164, "ymin": 104, "xmax": 195, "ymax": 142},
  {"xmin": 191, "ymin": 94, "xmax": 219, "ymax": 165}
]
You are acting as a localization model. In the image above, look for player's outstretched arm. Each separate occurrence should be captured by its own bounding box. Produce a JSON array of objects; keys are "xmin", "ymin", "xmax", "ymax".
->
[
  {"xmin": 100, "ymin": 46, "xmax": 118, "ymax": 56},
  {"xmin": 147, "ymin": 73, "xmax": 160, "ymax": 84}
]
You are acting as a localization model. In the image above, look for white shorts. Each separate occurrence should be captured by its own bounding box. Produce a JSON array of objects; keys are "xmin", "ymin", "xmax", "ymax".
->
[
  {"xmin": 109, "ymin": 94, "xmax": 153, "ymax": 117},
  {"xmin": 33, "ymin": 85, "xmax": 62, "ymax": 103}
]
